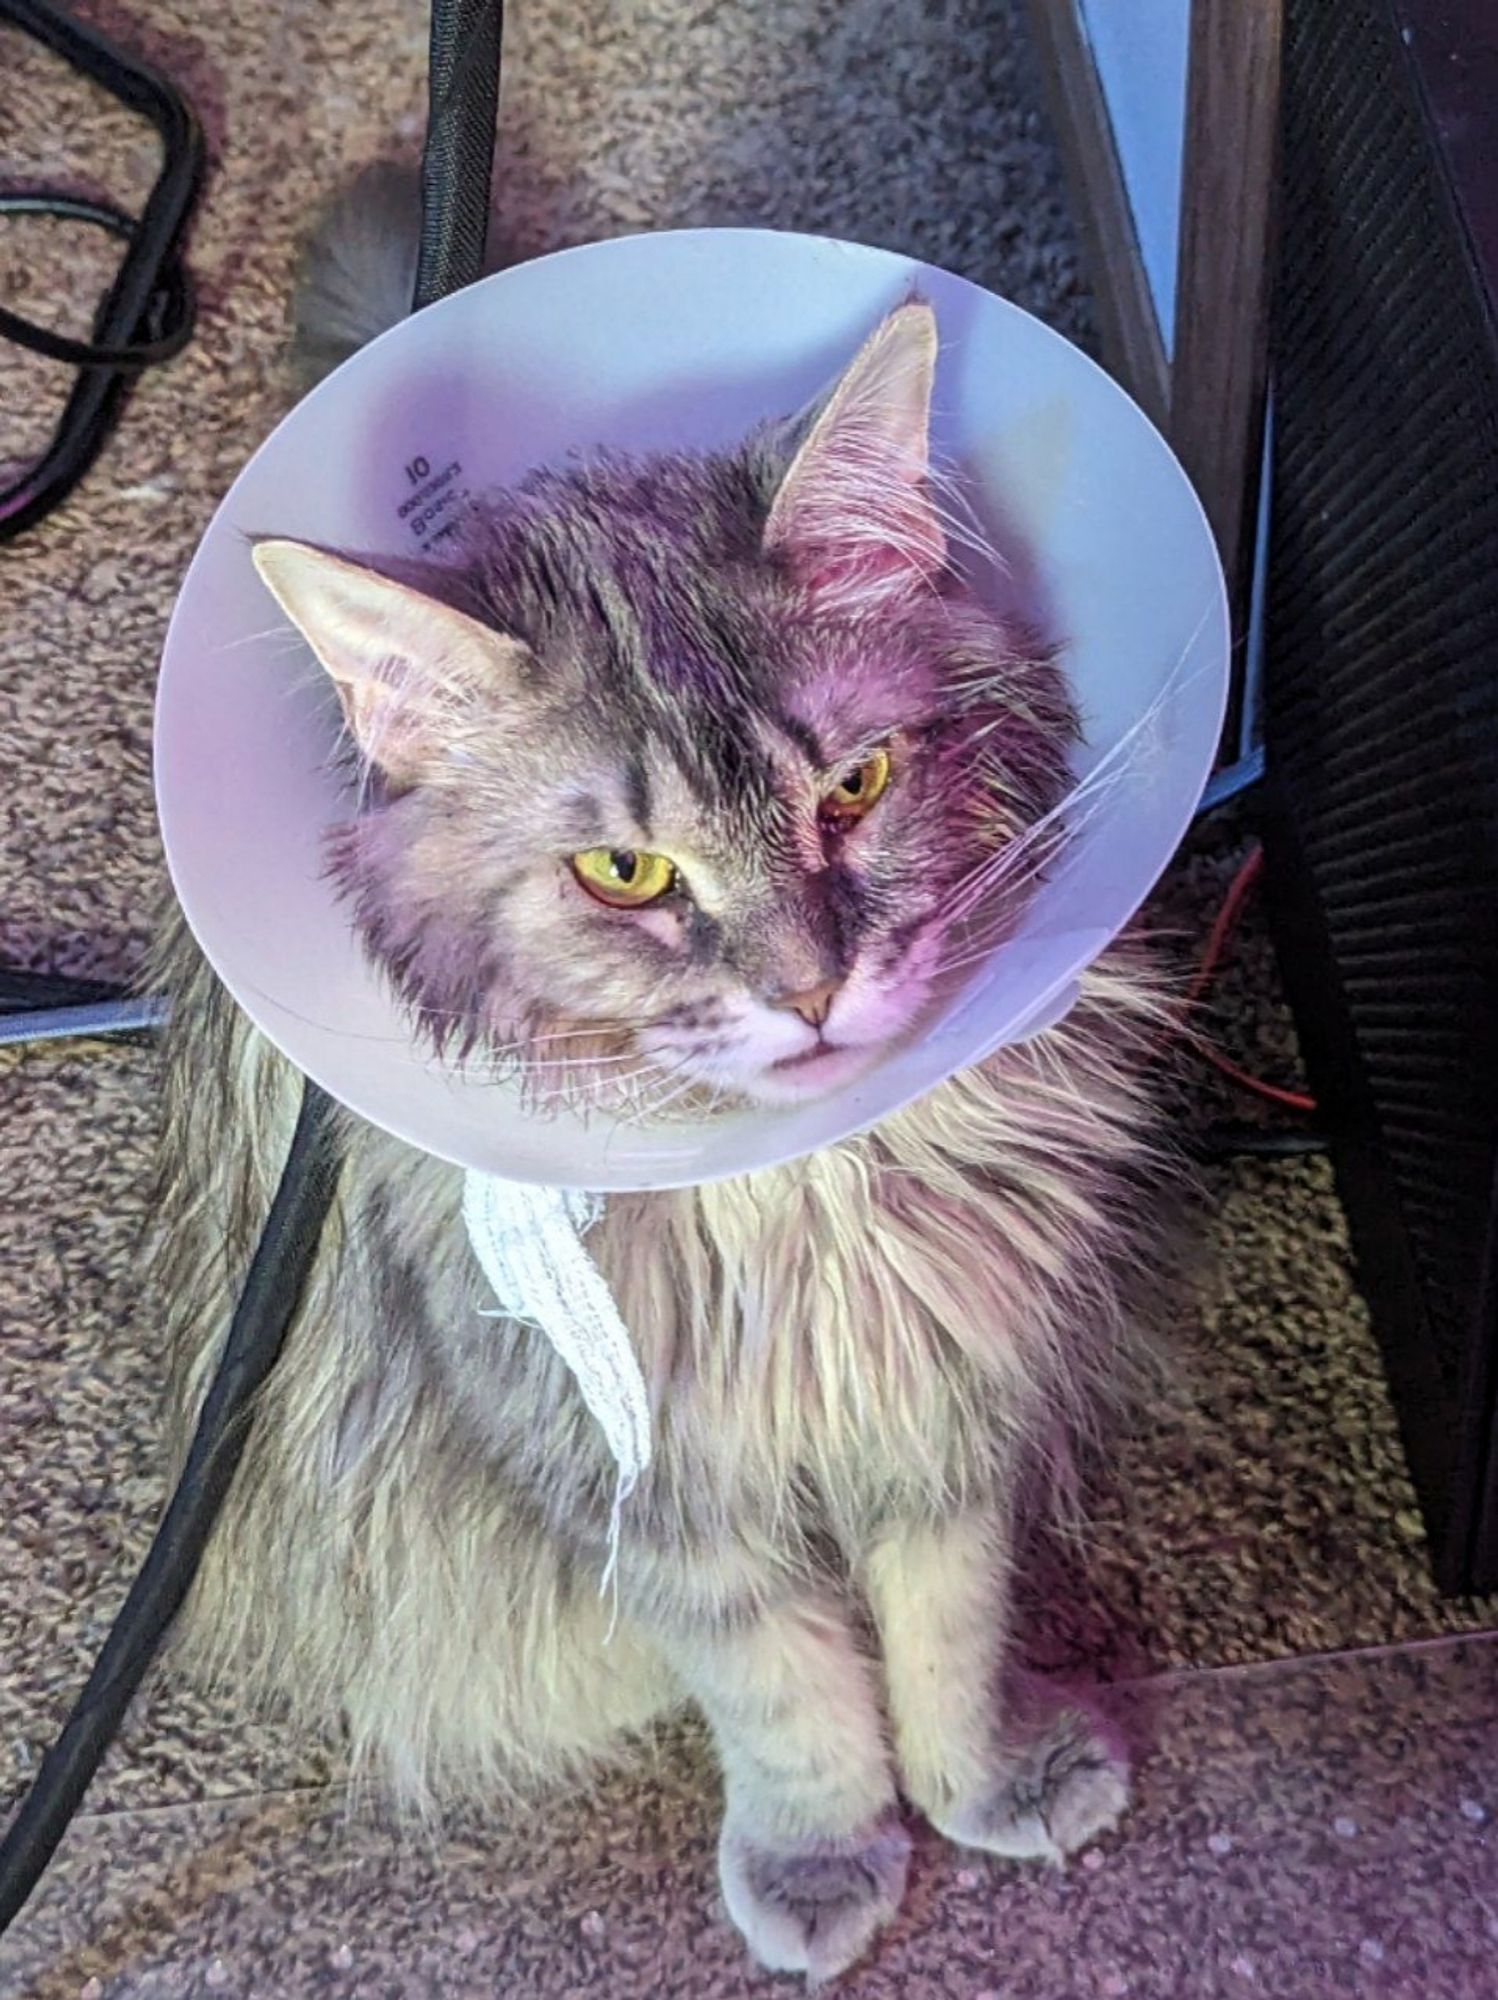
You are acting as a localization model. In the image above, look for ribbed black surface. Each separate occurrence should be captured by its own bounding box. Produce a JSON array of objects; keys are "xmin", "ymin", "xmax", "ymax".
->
[
  {"xmin": 1266, "ymin": 0, "xmax": 1498, "ymax": 1586},
  {"xmin": 415, "ymin": 0, "xmax": 503, "ymax": 310}
]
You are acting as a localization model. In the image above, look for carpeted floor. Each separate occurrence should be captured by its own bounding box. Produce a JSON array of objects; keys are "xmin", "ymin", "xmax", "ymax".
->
[{"xmin": 2, "ymin": 1, "xmax": 1494, "ymax": 1994}]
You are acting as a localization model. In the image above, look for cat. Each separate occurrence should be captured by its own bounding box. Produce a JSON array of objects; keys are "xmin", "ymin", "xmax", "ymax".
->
[{"xmin": 149, "ymin": 171, "xmax": 1175, "ymax": 1981}]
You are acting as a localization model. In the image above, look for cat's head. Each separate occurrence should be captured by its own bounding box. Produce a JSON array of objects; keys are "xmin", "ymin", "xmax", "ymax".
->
[{"xmin": 253, "ymin": 302, "xmax": 1076, "ymax": 1114}]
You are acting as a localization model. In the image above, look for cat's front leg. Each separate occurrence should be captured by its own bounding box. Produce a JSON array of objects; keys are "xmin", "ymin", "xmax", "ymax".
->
[
  {"xmin": 863, "ymin": 1511, "xmax": 1129, "ymax": 1861},
  {"xmin": 671, "ymin": 1589, "xmax": 910, "ymax": 1981}
]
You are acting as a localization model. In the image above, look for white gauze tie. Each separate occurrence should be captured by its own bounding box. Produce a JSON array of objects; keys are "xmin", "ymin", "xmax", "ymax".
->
[{"xmin": 461, "ymin": 1171, "xmax": 651, "ymax": 1608}]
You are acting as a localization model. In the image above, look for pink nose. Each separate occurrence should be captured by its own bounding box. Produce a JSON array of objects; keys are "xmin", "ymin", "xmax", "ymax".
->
[{"xmin": 770, "ymin": 979, "xmax": 843, "ymax": 1030}]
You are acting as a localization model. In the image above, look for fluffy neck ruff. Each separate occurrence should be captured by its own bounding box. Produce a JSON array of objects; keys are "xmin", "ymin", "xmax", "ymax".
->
[{"xmin": 594, "ymin": 949, "xmax": 1171, "ymax": 1540}]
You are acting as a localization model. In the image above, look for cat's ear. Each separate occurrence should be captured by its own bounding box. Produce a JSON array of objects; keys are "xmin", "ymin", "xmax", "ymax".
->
[
  {"xmin": 251, "ymin": 539, "xmax": 528, "ymax": 786},
  {"xmin": 763, "ymin": 299, "xmax": 945, "ymax": 607}
]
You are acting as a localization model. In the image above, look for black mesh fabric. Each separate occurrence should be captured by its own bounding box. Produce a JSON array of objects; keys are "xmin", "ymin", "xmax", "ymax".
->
[{"xmin": 1266, "ymin": 0, "xmax": 1498, "ymax": 1587}]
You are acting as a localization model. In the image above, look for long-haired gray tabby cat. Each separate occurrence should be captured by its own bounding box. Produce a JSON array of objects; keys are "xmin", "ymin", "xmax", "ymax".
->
[{"xmin": 152, "ymin": 172, "xmax": 1173, "ymax": 1980}]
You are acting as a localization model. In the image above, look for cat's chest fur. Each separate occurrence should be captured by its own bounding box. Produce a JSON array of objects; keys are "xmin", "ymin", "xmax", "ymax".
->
[{"xmin": 368, "ymin": 1041, "xmax": 1132, "ymax": 1568}]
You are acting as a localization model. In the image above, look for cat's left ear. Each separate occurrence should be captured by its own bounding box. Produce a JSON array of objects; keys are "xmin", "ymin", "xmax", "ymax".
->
[
  {"xmin": 251, "ymin": 538, "xmax": 529, "ymax": 787},
  {"xmin": 764, "ymin": 299, "xmax": 945, "ymax": 608}
]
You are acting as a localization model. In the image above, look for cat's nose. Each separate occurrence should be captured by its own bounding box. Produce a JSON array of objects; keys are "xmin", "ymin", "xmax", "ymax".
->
[{"xmin": 770, "ymin": 979, "xmax": 844, "ymax": 1030}]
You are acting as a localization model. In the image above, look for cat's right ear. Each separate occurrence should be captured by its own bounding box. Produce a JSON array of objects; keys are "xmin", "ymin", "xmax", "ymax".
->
[
  {"xmin": 763, "ymin": 300, "xmax": 944, "ymax": 611},
  {"xmin": 251, "ymin": 539, "xmax": 529, "ymax": 787}
]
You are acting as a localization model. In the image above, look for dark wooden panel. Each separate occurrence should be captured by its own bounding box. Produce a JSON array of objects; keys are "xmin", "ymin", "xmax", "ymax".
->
[
  {"xmin": 1025, "ymin": 0, "xmax": 1171, "ymax": 427},
  {"xmin": 1171, "ymin": 0, "xmax": 1283, "ymax": 621}
]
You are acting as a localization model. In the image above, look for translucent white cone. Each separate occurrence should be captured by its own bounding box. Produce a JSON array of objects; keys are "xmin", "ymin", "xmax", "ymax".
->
[{"xmin": 155, "ymin": 228, "xmax": 1228, "ymax": 1193}]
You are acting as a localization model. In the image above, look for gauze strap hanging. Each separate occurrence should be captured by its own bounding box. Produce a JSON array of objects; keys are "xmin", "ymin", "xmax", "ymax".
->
[{"xmin": 461, "ymin": 1172, "xmax": 651, "ymax": 1600}]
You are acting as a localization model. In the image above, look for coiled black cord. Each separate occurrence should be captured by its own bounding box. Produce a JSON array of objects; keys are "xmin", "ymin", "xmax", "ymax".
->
[
  {"xmin": 0, "ymin": 0, "xmax": 204, "ymax": 542},
  {"xmin": 0, "ymin": 192, "xmax": 195, "ymax": 370}
]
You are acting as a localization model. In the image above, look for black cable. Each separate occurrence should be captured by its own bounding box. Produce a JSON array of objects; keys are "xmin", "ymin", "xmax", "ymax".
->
[
  {"xmin": 0, "ymin": 1083, "xmax": 342, "ymax": 1932},
  {"xmin": 0, "ymin": 0, "xmax": 204, "ymax": 541},
  {"xmin": 0, "ymin": 3, "xmax": 203, "ymax": 1039},
  {"xmin": 414, "ymin": 0, "xmax": 503, "ymax": 308},
  {"xmin": 0, "ymin": 193, "xmax": 195, "ymax": 369},
  {"xmin": 1193, "ymin": 1121, "xmax": 1329, "ymax": 1161},
  {"xmin": 0, "ymin": 968, "xmax": 128, "ymax": 1016},
  {"xmin": 0, "ymin": 0, "xmax": 505, "ymax": 1940}
]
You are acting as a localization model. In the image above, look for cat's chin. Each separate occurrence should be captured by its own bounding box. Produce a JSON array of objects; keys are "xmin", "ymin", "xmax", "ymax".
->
[{"xmin": 738, "ymin": 1041, "xmax": 881, "ymax": 1108}]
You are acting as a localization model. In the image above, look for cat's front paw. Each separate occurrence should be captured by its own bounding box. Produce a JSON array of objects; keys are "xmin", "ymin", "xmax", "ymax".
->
[
  {"xmin": 718, "ymin": 1812, "xmax": 911, "ymax": 1982},
  {"xmin": 937, "ymin": 1707, "xmax": 1130, "ymax": 1863}
]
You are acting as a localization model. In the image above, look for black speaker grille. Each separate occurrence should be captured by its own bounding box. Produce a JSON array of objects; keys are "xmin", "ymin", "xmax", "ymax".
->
[{"xmin": 1267, "ymin": 0, "xmax": 1498, "ymax": 1581}]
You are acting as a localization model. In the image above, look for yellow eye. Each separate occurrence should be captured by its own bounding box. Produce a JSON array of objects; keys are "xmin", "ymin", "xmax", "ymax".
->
[
  {"xmin": 571, "ymin": 848, "xmax": 677, "ymax": 908},
  {"xmin": 823, "ymin": 746, "xmax": 892, "ymax": 823}
]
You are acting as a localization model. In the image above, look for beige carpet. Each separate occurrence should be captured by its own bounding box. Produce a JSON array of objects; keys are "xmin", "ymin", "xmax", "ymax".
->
[{"xmin": 2, "ymin": 0, "xmax": 1494, "ymax": 1990}]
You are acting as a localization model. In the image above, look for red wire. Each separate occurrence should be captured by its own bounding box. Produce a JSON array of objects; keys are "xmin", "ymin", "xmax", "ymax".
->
[
  {"xmin": 1199, "ymin": 1045, "xmax": 1319, "ymax": 1114},
  {"xmin": 1184, "ymin": 842, "xmax": 1318, "ymax": 1115},
  {"xmin": 1188, "ymin": 844, "xmax": 1265, "ymax": 1012}
]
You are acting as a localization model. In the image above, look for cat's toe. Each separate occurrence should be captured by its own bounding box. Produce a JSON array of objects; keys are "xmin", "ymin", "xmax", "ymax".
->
[
  {"xmin": 937, "ymin": 1708, "xmax": 1130, "ymax": 1863},
  {"xmin": 719, "ymin": 1813, "xmax": 911, "ymax": 1981}
]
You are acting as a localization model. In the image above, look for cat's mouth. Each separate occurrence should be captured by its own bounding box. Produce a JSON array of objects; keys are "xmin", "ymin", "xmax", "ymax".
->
[
  {"xmin": 746, "ymin": 1037, "xmax": 882, "ymax": 1105},
  {"xmin": 771, "ymin": 1039, "xmax": 845, "ymax": 1073}
]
